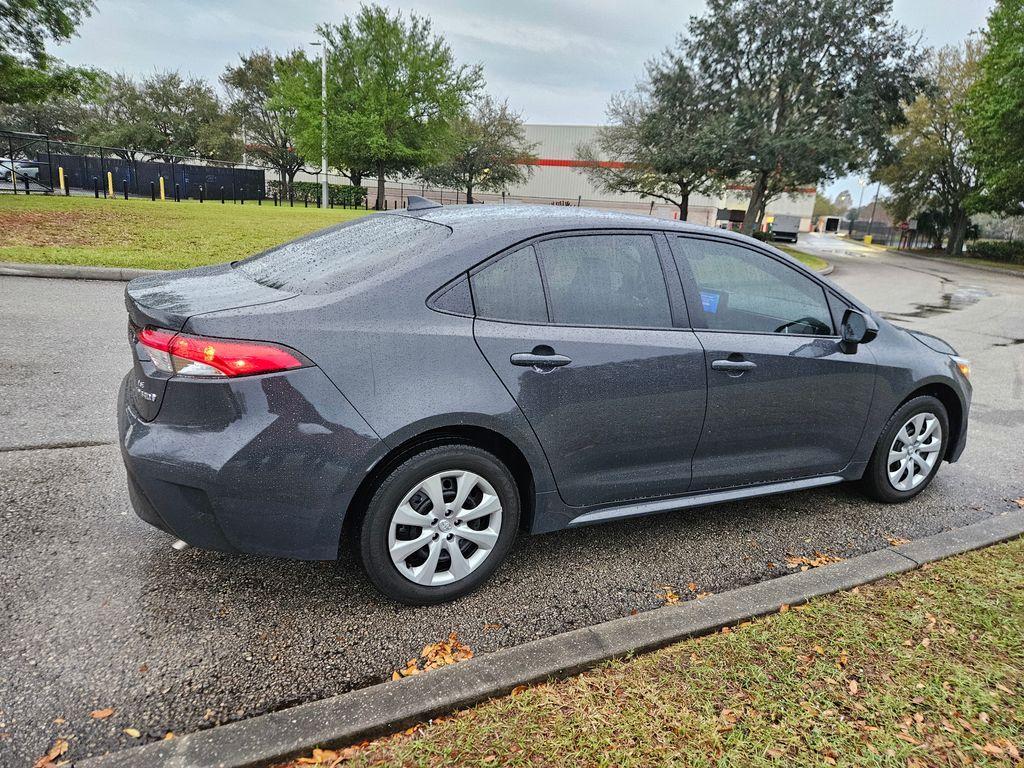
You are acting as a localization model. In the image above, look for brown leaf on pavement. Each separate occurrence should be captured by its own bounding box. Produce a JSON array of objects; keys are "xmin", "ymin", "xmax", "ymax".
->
[
  {"xmin": 1011, "ymin": 497, "xmax": 1024, "ymax": 508},
  {"xmin": 90, "ymin": 707, "xmax": 115, "ymax": 720},
  {"xmin": 886, "ymin": 536, "xmax": 910, "ymax": 546},
  {"xmin": 123, "ymin": 727, "xmax": 141, "ymax": 738},
  {"xmin": 33, "ymin": 739, "xmax": 69, "ymax": 768},
  {"xmin": 785, "ymin": 551, "xmax": 843, "ymax": 570},
  {"xmin": 658, "ymin": 585, "xmax": 680, "ymax": 605},
  {"xmin": 392, "ymin": 633, "xmax": 473, "ymax": 679}
]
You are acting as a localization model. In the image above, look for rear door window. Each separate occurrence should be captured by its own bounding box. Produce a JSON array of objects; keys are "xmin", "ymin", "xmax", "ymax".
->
[
  {"xmin": 470, "ymin": 246, "xmax": 548, "ymax": 323},
  {"xmin": 674, "ymin": 237, "xmax": 834, "ymax": 335},
  {"xmin": 535, "ymin": 234, "xmax": 672, "ymax": 328}
]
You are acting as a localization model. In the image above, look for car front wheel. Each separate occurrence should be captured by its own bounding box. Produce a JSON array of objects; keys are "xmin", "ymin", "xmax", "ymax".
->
[
  {"xmin": 358, "ymin": 444, "xmax": 520, "ymax": 605},
  {"xmin": 862, "ymin": 395, "xmax": 949, "ymax": 503}
]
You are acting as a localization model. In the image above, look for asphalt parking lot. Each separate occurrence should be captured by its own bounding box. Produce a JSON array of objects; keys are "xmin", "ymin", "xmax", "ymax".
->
[{"xmin": 2, "ymin": 235, "xmax": 1022, "ymax": 764}]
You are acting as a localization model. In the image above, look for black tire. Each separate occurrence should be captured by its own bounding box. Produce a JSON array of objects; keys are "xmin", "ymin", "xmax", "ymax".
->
[
  {"xmin": 862, "ymin": 395, "xmax": 949, "ymax": 503},
  {"xmin": 358, "ymin": 444, "xmax": 520, "ymax": 605}
]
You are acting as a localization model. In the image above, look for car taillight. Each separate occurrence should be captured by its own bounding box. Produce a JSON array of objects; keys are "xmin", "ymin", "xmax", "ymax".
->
[{"xmin": 137, "ymin": 327, "xmax": 307, "ymax": 378}]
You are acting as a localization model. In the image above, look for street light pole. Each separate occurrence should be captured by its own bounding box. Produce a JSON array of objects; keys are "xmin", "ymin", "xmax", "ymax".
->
[{"xmin": 310, "ymin": 39, "xmax": 328, "ymax": 209}]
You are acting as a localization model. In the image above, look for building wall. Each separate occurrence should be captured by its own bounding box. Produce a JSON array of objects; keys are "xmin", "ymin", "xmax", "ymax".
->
[{"xmin": 344, "ymin": 123, "xmax": 816, "ymax": 230}]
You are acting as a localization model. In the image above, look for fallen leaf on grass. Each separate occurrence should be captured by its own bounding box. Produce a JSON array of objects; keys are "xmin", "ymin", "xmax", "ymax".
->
[
  {"xmin": 90, "ymin": 707, "xmax": 114, "ymax": 720},
  {"xmin": 848, "ymin": 680, "xmax": 860, "ymax": 695},
  {"xmin": 785, "ymin": 552, "xmax": 843, "ymax": 570},
  {"xmin": 33, "ymin": 739, "xmax": 68, "ymax": 768}
]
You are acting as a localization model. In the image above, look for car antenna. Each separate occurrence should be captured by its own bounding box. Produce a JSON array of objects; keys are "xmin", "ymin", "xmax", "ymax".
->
[{"xmin": 405, "ymin": 195, "xmax": 442, "ymax": 211}]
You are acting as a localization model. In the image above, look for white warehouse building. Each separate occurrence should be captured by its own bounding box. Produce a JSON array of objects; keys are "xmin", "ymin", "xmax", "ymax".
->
[{"xmin": 338, "ymin": 124, "xmax": 816, "ymax": 229}]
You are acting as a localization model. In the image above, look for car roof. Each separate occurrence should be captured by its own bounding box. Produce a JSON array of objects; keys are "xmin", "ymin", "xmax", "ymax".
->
[{"xmin": 406, "ymin": 203, "xmax": 710, "ymax": 235}]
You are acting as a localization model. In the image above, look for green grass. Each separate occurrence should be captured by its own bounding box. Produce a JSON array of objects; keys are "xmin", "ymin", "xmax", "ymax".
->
[
  {"xmin": 0, "ymin": 194, "xmax": 368, "ymax": 270},
  {"xmin": 286, "ymin": 537, "xmax": 1024, "ymax": 767},
  {"xmin": 776, "ymin": 244, "xmax": 829, "ymax": 272}
]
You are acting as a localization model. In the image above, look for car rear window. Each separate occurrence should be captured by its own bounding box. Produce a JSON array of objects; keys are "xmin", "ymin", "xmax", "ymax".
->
[{"xmin": 236, "ymin": 214, "xmax": 450, "ymax": 294}]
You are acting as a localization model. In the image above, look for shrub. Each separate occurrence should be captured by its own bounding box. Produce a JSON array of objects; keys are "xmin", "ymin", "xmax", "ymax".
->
[
  {"xmin": 967, "ymin": 239, "xmax": 1024, "ymax": 265},
  {"xmin": 266, "ymin": 180, "xmax": 367, "ymax": 208}
]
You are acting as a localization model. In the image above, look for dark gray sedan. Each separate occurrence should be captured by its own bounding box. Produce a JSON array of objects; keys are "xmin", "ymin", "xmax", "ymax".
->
[{"xmin": 118, "ymin": 200, "xmax": 971, "ymax": 604}]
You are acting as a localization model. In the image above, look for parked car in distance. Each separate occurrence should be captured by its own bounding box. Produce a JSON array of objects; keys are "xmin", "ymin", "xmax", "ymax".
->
[
  {"xmin": 118, "ymin": 199, "xmax": 971, "ymax": 605},
  {"xmin": 1, "ymin": 157, "xmax": 40, "ymax": 183}
]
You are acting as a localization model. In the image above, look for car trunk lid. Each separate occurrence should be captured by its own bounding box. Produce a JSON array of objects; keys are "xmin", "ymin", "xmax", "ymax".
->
[{"xmin": 124, "ymin": 264, "xmax": 297, "ymax": 419}]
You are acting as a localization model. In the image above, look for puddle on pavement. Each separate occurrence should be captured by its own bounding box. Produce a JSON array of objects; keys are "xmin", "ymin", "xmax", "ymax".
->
[{"xmin": 881, "ymin": 285, "xmax": 992, "ymax": 320}]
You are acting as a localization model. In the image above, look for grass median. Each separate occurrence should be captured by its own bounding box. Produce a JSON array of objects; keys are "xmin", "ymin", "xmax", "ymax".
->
[
  {"xmin": 285, "ymin": 536, "xmax": 1023, "ymax": 767},
  {"xmin": 0, "ymin": 194, "xmax": 368, "ymax": 271},
  {"xmin": 776, "ymin": 244, "xmax": 829, "ymax": 272}
]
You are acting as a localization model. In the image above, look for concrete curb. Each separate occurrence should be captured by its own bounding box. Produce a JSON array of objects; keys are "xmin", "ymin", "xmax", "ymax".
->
[
  {"xmin": 0, "ymin": 261, "xmax": 158, "ymax": 281},
  {"xmin": 817, "ymin": 262, "xmax": 834, "ymax": 276},
  {"xmin": 79, "ymin": 509, "xmax": 1024, "ymax": 768}
]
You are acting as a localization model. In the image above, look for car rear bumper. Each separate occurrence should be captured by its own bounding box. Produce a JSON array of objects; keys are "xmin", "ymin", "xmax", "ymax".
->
[{"xmin": 117, "ymin": 367, "xmax": 385, "ymax": 560}]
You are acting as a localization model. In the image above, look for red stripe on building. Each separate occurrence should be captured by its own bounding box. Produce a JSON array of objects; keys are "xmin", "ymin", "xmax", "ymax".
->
[{"xmin": 527, "ymin": 158, "xmax": 629, "ymax": 169}]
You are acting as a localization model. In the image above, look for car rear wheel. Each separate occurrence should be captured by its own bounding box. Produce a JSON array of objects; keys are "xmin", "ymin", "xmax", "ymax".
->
[
  {"xmin": 862, "ymin": 395, "xmax": 949, "ymax": 503},
  {"xmin": 358, "ymin": 444, "xmax": 520, "ymax": 605}
]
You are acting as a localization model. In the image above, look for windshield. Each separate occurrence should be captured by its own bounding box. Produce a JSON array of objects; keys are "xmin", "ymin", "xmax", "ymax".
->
[{"xmin": 236, "ymin": 214, "xmax": 450, "ymax": 295}]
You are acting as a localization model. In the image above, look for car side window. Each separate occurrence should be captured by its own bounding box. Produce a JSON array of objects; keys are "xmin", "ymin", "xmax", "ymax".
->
[
  {"xmin": 675, "ymin": 237, "xmax": 834, "ymax": 336},
  {"xmin": 535, "ymin": 234, "xmax": 672, "ymax": 328},
  {"xmin": 470, "ymin": 245, "xmax": 548, "ymax": 323}
]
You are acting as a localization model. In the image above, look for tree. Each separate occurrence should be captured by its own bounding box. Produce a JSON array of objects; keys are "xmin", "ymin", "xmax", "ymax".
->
[
  {"xmin": 684, "ymin": 0, "xmax": 924, "ymax": 233},
  {"xmin": 967, "ymin": 0, "xmax": 1024, "ymax": 214},
  {"xmin": 813, "ymin": 192, "xmax": 837, "ymax": 219},
  {"xmin": 284, "ymin": 5, "xmax": 482, "ymax": 209},
  {"xmin": 874, "ymin": 44, "xmax": 983, "ymax": 256},
  {"xmin": 223, "ymin": 50, "xmax": 306, "ymax": 192},
  {"xmin": 0, "ymin": 0, "xmax": 93, "ymax": 105},
  {"xmin": 833, "ymin": 190, "xmax": 853, "ymax": 213},
  {"xmin": 419, "ymin": 96, "xmax": 537, "ymax": 203},
  {"xmin": 577, "ymin": 51, "xmax": 739, "ymax": 220},
  {"xmin": 81, "ymin": 72, "xmax": 241, "ymax": 161}
]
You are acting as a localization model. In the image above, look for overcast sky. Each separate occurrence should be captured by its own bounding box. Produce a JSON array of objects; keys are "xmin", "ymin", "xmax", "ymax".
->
[{"xmin": 54, "ymin": 0, "xmax": 994, "ymax": 201}]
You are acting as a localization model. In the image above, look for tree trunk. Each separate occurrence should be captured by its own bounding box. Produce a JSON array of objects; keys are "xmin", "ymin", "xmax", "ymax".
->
[
  {"xmin": 285, "ymin": 167, "xmax": 298, "ymax": 196},
  {"xmin": 741, "ymin": 171, "xmax": 769, "ymax": 235},
  {"xmin": 375, "ymin": 162, "xmax": 385, "ymax": 210},
  {"xmin": 466, "ymin": 183, "xmax": 474, "ymax": 205},
  {"xmin": 349, "ymin": 170, "xmax": 362, "ymax": 188},
  {"xmin": 677, "ymin": 191, "xmax": 689, "ymax": 222},
  {"xmin": 947, "ymin": 209, "xmax": 969, "ymax": 256}
]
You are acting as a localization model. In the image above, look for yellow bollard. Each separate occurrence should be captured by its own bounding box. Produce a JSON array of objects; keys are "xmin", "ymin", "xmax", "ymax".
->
[
  {"xmin": 58, "ymin": 167, "xmax": 65, "ymax": 193},
  {"xmin": 863, "ymin": 235, "xmax": 873, "ymax": 245},
  {"xmin": 159, "ymin": 176, "xmax": 165, "ymax": 201},
  {"xmin": 106, "ymin": 171, "xmax": 113, "ymax": 198}
]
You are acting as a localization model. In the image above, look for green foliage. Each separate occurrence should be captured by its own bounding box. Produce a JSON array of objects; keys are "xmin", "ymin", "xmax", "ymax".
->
[
  {"xmin": 0, "ymin": 0, "xmax": 94, "ymax": 104},
  {"xmin": 813, "ymin": 193, "xmax": 838, "ymax": 218},
  {"xmin": 577, "ymin": 50, "xmax": 738, "ymax": 220},
  {"xmin": 278, "ymin": 5, "xmax": 482, "ymax": 209},
  {"xmin": 685, "ymin": 0, "xmax": 924, "ymax": 232},
  {"xmin": 80, "ymin": 71, "xmax": 241, "ymax": 161},
  {"xmin": 266, "ymin": 180, "xmax": 367, "ymax": 207},
  {"xmin": 874, "ymin": 44, "xmax": 983, "ymax": 255},
  {"xmin": 967, "ymin": 0, "xmax": 1024, "ymax": 213},
  {"xmin": 419, "ymin": 96, "xmax": 537, "ymax": 203},
  {"xmin": 222, "ymin": 50, "xmax": 306, "ymax": 188},
  {"xmin": 967, "ymin": 239, "xmax": 1024, "ymax": 264}
]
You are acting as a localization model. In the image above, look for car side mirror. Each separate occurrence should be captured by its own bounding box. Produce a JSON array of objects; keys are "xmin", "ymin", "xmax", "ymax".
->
[{"xmin": 840, "ymin": 309, "xmax": 878, "ymax": 352}]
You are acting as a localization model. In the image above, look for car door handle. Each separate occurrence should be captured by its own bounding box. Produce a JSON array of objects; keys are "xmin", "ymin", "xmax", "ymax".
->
[
  {"xmin": 711, "ymin": 359, "xmax": 757, "ymax": 372},
  {"xmin": 511, "ymin": 352, "xmax": 572, "ymax": 368}
]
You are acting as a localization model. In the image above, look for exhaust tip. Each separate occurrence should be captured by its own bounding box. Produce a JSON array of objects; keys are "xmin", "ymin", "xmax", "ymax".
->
[{"xmin": 171, "ymin": 539, "xmax": 190, "ymax": 551}]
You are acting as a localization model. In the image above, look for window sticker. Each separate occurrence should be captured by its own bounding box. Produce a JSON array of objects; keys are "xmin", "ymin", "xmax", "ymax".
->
[{"xmin": 700, "ymin": 290, "xmax": 720, "ymax": 314}]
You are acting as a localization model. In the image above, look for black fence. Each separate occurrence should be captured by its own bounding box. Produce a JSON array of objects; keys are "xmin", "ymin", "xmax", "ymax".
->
[{"xmin": 1, "ymin": 129, "xmax": 265, "ymax": 201}]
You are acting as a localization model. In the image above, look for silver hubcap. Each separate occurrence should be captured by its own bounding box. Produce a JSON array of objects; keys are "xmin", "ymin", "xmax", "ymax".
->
[
  {"xmin": 388, "ymin": 470, "xmax": 503, "ymax": 587},
  {"xmin": 887, "ymin": 412, "xmax": 942, "ymax": 491}
]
